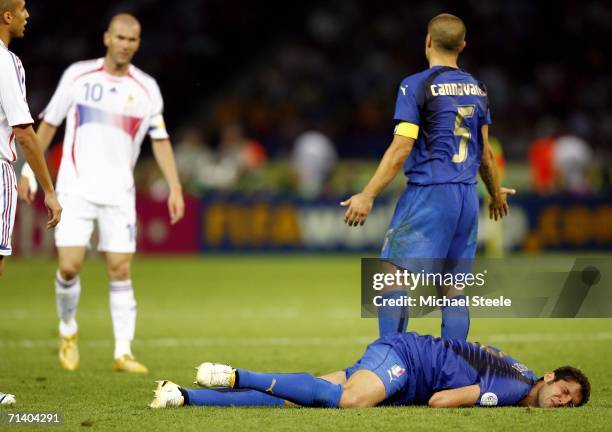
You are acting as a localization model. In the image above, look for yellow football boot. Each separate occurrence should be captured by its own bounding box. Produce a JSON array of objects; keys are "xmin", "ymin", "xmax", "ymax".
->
[
  {"xmin": 112, "ymin": 354, "xmax": 149, "ymax": 374},
  {"xmin": 59, "ymin": 334, "xmax": 79, "ymax": 371}
]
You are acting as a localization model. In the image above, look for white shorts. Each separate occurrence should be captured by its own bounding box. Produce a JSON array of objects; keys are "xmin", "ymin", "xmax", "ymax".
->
[
  {"xmin": 0, "ymin": 161, "xmax": 17, "ymax": 257},
  {"xmin": 55, "ymin": 192, "xmax": 137, "ymax": 253}
]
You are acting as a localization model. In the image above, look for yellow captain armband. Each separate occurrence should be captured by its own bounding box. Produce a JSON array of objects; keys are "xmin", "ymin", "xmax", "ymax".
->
[{"xmin": 394, "ymin": 122, "xmax": 419, "ymax": 139}]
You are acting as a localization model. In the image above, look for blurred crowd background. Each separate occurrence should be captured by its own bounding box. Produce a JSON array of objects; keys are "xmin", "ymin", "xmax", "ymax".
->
[{"xmin": 13, "ymin": 0, "xmax": 612, "ymax": 200}]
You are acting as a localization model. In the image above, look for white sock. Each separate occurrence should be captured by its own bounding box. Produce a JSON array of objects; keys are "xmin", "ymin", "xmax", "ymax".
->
[
  {"xmin": 110, "ymin": 280, "xmax": 136, "ymax": 359},
  {"xmin": 55, "ymin": 271, "xmax": 80, "ymax": 337}
]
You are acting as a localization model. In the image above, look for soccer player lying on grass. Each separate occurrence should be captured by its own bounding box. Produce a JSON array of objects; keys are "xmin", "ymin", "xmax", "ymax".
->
[{"xmin": 150, "ymin": 332, "xmax": 589, "ymax": 409}]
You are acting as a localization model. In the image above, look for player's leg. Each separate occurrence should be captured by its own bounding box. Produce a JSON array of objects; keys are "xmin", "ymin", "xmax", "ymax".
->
[
  {"xmin": 338, "ymin": 370, "xmax": 386, "ymax": 408},
  {"xmin": 54, "ymin": 193, "xmax": 95, "ymax": 371},
  {"xmin": 318, "ymin": 370, "xmax": 348, "ymax": 385},
  {"xmin": 192, "ymin": 340, "xmax": 405, "ymax": 408},
  {"xmin": 55, "ymin": 247, "xmax": 88, "ymax": 371},
  {"xmin": 0, "ymin": 161, "xmax": 18, "ymax": 276},
  {"xmin": 156, "ymin": 370, "xmax": 349, "ymax": 408},
  {"xmin": 151, "ymin": 370, "xmax": 348, "ymax": 408},
  {"xmin": 380, "ymin": 185, "xmax": 456, "ymax": 337},
  {"xmin": 98, "ymin": 197, "xmax": 145, "ymax": 372},
  {"xmin": 379, "ymin": 188, "xmax": 419, "ymax": 337},
  {"xmin": 154, "ymin": 341, "xmax": 402, "ymax": 409},
  {"xmin": 56, "ymin": 246, "xmax": 87, "ymax": 336},
  {"xmin": 150, "ymin": 379, "xmax": 286, "ymax": 408},
  {"xmin": 1, "ymin": 166, "xmax": 19, "ymax": 402},
  {"xmin": 441, "ymin": 184, "xmax": 479, "ymax": 340},
  {"xmin": 104, "ymin": 251, "xmax": 146, "ymax": 372}
]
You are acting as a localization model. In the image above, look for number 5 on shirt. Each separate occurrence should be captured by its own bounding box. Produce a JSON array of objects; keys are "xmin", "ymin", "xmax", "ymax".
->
[{"xmin": 452, "ymin": 105, "xmax": 475, "ymax": 163}]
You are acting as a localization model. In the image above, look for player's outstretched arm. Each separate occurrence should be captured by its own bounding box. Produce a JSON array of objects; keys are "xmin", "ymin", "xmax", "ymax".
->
[
  {"xmin": 479, "ymin": 125, "xmax": 516, "ymax": 221},
  {"xmin": 13, "ymin": 124, "xmax": 62, "ymax": 228},
  {"xmin": 428, "ymin": 384, "xmax": 480, "ymax": 408},
  {"xmin": 18, "ymin": 121, "xmax": 58, "ymax": 204},
  {"xmin": 151, "ymin": 138, "xmax": 184, "ymax": 225},
  {"xmin": 341, "ymin": 135, "xmax": 415, "ymax": 226}
]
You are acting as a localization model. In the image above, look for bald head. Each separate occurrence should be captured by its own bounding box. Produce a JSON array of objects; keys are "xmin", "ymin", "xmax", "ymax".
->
[
  {"xmin": 427, "ymin": 13, "xmax": 466, "ymax": 54},
  {"xmin": 0, "ymin": 0, "xmax": 19, "ymax": 14},
  {"xmin": 108, "ymin": 13, "xmax": 140, "ymax": 34},
  {"xmin": 103, "ymin": 13, "xmax": 141, "ymax": 71}
]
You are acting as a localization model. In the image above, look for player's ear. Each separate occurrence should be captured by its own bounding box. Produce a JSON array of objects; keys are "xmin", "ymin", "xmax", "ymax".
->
[
  {"xmin": 543, "ymin": 372, "xmax": 555, "ymax": 383},
  {"xmin": 2, "ymin": 10, "xmax": 13, "ymax": 24},
  {"xmin": 426, "ymin": 34, "xmax": 432, "ymax": 48},
  {"xmin": 103, "ymin": 31, "xmax": 110, "ymax": 48},
  {"xmin": 458, "ymin": 40, "xmax": 466, "ymax": 53}
]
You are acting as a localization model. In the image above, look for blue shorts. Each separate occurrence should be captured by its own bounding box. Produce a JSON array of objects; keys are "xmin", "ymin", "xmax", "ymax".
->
[
  {"xmin": 345, "ymin": 340, "xmax": 411, "ymax": 405},
  {"xmin": 380, "ymin": 183, "xmax": 478, "ymax": 274}
]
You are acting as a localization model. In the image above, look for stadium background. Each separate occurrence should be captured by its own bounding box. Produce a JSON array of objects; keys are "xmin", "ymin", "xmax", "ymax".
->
[
  {"xmin": 9, "ymin": 0, "xmax": 612, "ymax": 255},
  {"xmin": 3, "ymin": 1, "xmax": 612, "ymax": 431}
]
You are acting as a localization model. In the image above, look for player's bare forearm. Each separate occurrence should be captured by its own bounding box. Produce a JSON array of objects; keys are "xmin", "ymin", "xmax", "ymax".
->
[
  {"xmin": 341, "ymin": 134, "xmax": 414, "ymax": 226},
  {"xmin": 479, "ymin": 146, "xmax": 501, "ymax": 199},
  {"xmin": 152, "ymin": 138, "xmax": 185, "ymax": 224},
  {"xmin": 478, "ymin": 126, "xmax": 501, "ymax": 199},
  {"xmin": 152, "ymin": 139, "xmax": 182, "ymax": 193},
  {"xmin": 36, "ymin": 121, "xmax": 58, "ymax": 153},
  {"xmin": 15, "ymin": 124, "xmax": 62, "ymax": 228},
  {"xmin": 19, "ymin": 122, "xmax": 58, "ymax": 203},
  {"xmin": 478, "ymin": 125, "xmax": 516, "ymax": 221},
  {"xmin": 362, "ymin": 135, "xmax": 415, "ymax": 199},
  {"xmin": 428, "ymin": 385, "xmax": 480, "ymax": 408},
  {"xmin": 14, "ymin": 125, "xmax": 55, "ymax": 194}
]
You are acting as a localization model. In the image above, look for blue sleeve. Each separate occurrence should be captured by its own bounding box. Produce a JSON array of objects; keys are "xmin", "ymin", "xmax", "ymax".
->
[
  {"xmin": 477, "ymin": 81, "xmax": 492, "ymax": 126},
  {"xmin": 484, "ymin": 107, "xmax": 492, "ymax": 125},
  {"xmin": 393, "ymin": 78, "xmax": 420, "ymax": 125},
  {"xmin": 478, "ymin": 373, "xmax": 532, "ymax": 406}
]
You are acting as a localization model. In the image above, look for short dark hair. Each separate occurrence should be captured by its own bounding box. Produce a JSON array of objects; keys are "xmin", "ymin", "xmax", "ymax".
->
[
  {"xmin": 554, "ymin": 366, "xmax": 591, "ymax": 407},
  {"xmin": 427, "ymin": 13, "xmax": 466, "ymax": 53}
]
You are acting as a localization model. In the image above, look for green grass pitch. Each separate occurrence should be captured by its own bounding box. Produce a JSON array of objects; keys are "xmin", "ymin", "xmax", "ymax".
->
[{"xmin": 1, "ymin": 255, "xmax": 612, "ymax": 431}]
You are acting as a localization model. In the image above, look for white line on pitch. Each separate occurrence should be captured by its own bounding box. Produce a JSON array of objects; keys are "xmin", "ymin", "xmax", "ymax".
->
[{"xmin": 1, "ymin": 332, "xmax": 612, "ymax": 349}]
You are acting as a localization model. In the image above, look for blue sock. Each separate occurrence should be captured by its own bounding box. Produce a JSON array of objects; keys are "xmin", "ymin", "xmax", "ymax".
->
[
  {"xmin": 377, "ymin": 289, "xmax": 408, "ymax": 337},
  {"xmin": 441, "ymin": 295, "xmax": 470, "ymax": 339},
  {"xmin": 184, "ymin": 388, "xmax": 284, "ymax": 407},
  {"xmin": 236, "ymin": 369, "xmax": 343, "ymax": 408}
]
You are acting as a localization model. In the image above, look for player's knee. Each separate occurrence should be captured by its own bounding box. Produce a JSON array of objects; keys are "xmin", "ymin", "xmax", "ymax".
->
[
  {"xmin": 338, "ymin": 387, "xmax": 372, "ymax": 409},
  {"xmin": 58, "ymin": 261, "xmax": 81, "ymax": 280},
  {"xmin": 108, "ymin": 261, "xmax": 131, "ymax": 281},
  {"xmin": 428, "ymin": 394, "xmax": 448, "ymax": 408}
]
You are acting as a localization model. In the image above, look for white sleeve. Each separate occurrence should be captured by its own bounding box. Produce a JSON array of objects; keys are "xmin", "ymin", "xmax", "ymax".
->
[
  {"xmin": 40, "ymin": 66, "xmax": 76, "ymax": 126},
  {"xmin": 0, "ymin": 53, "xmax": 33, "ymax": 126},
  {"xmin": 147, "ymin": 80, "xmax": 169, "ymax": 140}
]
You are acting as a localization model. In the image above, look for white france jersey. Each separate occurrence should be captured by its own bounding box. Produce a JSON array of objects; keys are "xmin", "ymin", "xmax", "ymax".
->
[
  {"xmin": 0, "ymin": 40, "xmax": 34, "ymax": 162},
  {"xmin": 41, "ymin": 58, "xmax": 169, "ymax": 205}
]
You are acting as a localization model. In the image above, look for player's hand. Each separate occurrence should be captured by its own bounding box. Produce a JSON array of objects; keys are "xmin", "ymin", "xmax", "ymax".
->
[
  {"xmin": 18, "ymin": 176, "xmax": 36, "ymax": 204},
  {"xmin": 44, "ymin": 191, "xmax": 62, "ymax": 229},
  {"xmin": 489, "ymin": 187, "xmax": 516, "ymax": 221},
  {"xmin": 168, "ymin": 189, "xmax": 185, "ymax": 225},
  {"xmin": 340, "ymin": 193, "xmax": 374, "ymax": 227}
]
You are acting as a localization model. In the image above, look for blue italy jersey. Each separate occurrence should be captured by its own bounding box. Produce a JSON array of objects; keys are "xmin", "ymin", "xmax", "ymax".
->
[
  {"xmin": 394, "ymin": 66, "xmax": 491, "ymax": 185},
  {"xmin": 387, "ymin": 333, "xmax": 537, "ymax": 406}
]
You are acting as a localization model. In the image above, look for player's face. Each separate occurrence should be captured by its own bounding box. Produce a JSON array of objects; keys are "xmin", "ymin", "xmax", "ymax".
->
[
  {"xmin": 104, "ymin": 22, "xmax": 141, "ymax": 67},
  {"xmin": 8, "ymin": 0, "xmax": 29, "ymax": 38},
  {"xmin": 537, "ymin": 378, "xmax": 582, "ymax": 408}
]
